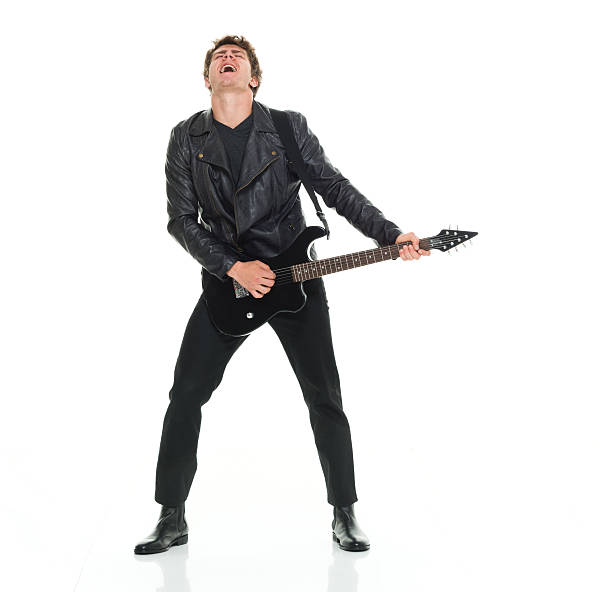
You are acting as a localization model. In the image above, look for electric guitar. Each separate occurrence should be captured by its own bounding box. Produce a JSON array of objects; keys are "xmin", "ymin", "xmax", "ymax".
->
[{"xmin": 204, "ymin": 225, "xmax": 477, "ymax": 337}]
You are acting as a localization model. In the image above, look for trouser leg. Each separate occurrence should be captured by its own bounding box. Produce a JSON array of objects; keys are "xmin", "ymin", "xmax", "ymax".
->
[
  {"xmin": 268, "ymin": 278, "xmax": 358, "ymax": 507},
  {"xmin": 155, "ymin": 291, "xmax": 247, "ymax": 506}
]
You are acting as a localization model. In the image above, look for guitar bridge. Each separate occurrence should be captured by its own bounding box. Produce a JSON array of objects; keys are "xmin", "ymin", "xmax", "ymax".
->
[{"xmin": 232, "ymin": 279, "xmax": 250, "ymax": 299}]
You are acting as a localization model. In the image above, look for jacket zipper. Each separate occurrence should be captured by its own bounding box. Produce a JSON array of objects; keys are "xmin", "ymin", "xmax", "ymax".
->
[
  {"xmin": 233, "ymin": 156, "xmax": 280, "ymax": 241},
  {"xmin": 205, "ymin": 165, "xmax": 243, "ymax": 252}
]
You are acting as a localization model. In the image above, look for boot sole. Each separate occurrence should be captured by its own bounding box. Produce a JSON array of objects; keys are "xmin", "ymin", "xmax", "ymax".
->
[
  {"xmin": 134, "ymin": 534, "xmax": 188, "ymax": 555},
  {"xmin": 332, "ymin": 532, "xmax": 370, "ymax": 552}
]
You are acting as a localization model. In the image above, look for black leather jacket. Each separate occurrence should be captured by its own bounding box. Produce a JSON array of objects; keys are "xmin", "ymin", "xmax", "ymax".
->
[{"xmin": 165, "ymin": 100, "xmax": 403, "ymax": 280}]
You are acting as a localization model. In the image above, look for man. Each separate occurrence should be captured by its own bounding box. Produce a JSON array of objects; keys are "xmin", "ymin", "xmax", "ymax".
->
[{"xmin": 134, "ymin": 35, "xmax": 429, "ymax": 555}]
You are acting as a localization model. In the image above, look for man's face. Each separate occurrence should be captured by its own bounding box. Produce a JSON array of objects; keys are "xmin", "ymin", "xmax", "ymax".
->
[{"xmin": 205, "ymin": 44, "xmax": 257, "ymax": 94}]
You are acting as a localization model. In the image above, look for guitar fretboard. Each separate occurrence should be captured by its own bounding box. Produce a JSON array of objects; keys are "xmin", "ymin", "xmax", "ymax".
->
[{"xmin": 286, "ymin": 238, "xmax": 432, "ymax": 283}]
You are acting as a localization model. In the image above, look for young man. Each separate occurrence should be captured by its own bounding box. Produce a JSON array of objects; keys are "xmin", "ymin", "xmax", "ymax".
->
[{"xmin": 134, "ymin": 35, "xmax": 429, "ymax": 555}]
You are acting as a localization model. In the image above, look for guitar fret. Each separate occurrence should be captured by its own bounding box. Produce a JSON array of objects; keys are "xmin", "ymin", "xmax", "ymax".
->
[{"xmin": 290, "ymin": 239, "xmax": 423, "ymax": 284}]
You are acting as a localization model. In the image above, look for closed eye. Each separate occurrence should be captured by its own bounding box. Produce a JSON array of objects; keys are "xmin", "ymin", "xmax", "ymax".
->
[{"xmin": 214, "ymin": 52, "xmax": 246, "ymax": 59}]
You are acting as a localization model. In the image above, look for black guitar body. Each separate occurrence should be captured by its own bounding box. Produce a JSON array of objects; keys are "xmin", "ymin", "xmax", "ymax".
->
[
  {"xmin": 203, "ymin": 226, "xmax": 327, "ymax": 337},
  {"xmin": 201, "ymin": 223, "xmax": 477, "ymax": 337}
]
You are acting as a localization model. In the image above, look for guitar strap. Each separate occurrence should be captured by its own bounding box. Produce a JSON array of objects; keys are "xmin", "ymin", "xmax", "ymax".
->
[{"xmin": 269, "ymin": 108, "xmax": 330, "ymax": 239}]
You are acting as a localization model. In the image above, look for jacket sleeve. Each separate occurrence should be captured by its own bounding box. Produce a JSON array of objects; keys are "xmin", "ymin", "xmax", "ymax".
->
[
  {"xmin": 288, "ymin": 111, "xmax": 403, "ymax": 247},
  {"xmin": 165, "ymin": 124, "xmax": 240, "ymax": 280}
]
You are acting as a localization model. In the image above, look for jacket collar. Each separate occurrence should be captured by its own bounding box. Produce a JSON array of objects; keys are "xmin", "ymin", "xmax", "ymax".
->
[
  {"xmin": 187, "ymin": 100, "xmax": 277, "ymax": 137},
  {"xmin": 188, "ymin": 100, "xmax": 280, "ymax": 188}
]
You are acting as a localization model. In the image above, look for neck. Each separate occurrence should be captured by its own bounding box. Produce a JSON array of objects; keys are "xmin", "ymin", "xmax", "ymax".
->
[
  {"xmin": 273, "ymin": 238, "xmax": 433, "ymax": 285},
  {"xmin": 211, "ymin": 92, "xmax": 254, "ymax": 128}
]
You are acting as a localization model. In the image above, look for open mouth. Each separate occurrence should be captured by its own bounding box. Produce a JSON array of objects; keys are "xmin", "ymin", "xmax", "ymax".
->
[{"xmin": 220, "ymin": 64, "xmax": 237, "ymax": 73}]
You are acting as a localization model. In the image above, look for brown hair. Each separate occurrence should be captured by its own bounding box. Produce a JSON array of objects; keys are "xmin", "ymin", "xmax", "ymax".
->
[{"xmin": 203, "ymin": 35, "xmax": 262, "ymax": 97}]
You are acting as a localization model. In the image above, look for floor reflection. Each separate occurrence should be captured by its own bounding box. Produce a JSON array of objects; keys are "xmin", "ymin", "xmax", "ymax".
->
[
  {"xmin": 134, "ymin": 544, "xmax": 191, "ymax": 592},
  {"xmin": 327, "ymin": 539, "xmax": 370, "ymax": 592},
  {"xmin": 132, "ymin": 536, "xmax": 371, "ymax": 592}
]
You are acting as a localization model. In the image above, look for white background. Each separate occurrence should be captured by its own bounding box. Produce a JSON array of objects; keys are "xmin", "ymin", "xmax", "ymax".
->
[{"xmin": 1, "ymin": 1, "xmax": 610, "ymax": 590}]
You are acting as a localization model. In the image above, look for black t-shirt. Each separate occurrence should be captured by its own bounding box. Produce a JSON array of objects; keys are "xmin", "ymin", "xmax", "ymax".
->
[{"xmin": 212, "ymin": 112, "xmax": 254, "ymax": 189}]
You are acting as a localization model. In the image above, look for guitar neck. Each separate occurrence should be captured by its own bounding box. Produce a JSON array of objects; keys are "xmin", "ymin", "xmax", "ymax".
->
[{"xmin": 288, "ymin": 237, "xmax": 432, "ymax": 282}]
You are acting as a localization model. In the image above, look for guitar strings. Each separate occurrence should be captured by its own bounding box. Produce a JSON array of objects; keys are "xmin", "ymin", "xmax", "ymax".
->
[
  {"xmin": 272, "ymin": 247, "xmax": 430, "ymax": 278},
  {"xmin": 269, "ymin": 237, "xmax": 474, "ymax": 285},
  {"xmin": 270, "ymin": 239, "xmax": 460, "ymax": 276},
  {"xmin": 271, "ymin": 245, "xmax": 421, "ymax": 276},
  {"xmin": 271, "ymin": 246, "xmax": 404, "ymax": 276},
  {"xmin": 272, "ymin": 237, "xmax": 470, "ymax": 273}
]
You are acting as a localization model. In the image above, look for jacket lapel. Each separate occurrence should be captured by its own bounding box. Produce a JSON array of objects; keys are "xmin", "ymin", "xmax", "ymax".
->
[
  {"xmin": 188, "ymin": 100, "xmax": 279, "ymax": 189},
  {"xmin": 187, "ymin": 108, "xmax": 231, "ymax": 175},
  {"xmin": 234, "ymin": 101, "xmax": 279, "ymax": 192}
]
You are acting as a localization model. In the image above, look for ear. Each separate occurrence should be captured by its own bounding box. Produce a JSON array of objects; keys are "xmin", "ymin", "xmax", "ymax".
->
[
  {"xmin": 250, "ymin": 78, "xmax": 258, "ymax": 88},
  {"xmin": 204, "ymin": 77, "xmax": 211, "ymax": 90}
]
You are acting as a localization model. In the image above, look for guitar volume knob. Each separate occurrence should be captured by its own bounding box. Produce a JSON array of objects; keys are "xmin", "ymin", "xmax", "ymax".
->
[{"xmin": 246, "ymin": 312, "xmax": 254, "ymax": 319}]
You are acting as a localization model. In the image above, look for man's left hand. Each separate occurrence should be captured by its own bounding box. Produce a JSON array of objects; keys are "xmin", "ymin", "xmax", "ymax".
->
[{"xmin": 395, "ymin": 232, "xmax": 431, "ymax": 260}]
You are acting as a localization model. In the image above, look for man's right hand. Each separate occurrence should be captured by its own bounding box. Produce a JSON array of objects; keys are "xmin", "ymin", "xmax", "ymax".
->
[{"xmin": 226, "ymin": 260, "xmax": 276, "ymax": 299}]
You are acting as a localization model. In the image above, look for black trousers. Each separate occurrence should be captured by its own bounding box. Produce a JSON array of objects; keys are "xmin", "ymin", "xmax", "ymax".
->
[{"xmin": 154, "ymin": 277, "xmax": 358, "ymax": 507}]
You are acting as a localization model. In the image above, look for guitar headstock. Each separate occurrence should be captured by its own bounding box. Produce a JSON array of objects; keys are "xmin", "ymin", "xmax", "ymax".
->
[{"xmin": 425, "ymin": 227, "xmax": 478, "ymax": 252}]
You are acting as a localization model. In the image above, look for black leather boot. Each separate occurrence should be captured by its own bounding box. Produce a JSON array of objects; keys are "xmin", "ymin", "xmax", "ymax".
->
[
  {"xmin": 332, "ymin": 503, "xmax": 370, "ymax": 551},
  {"xmin": 134, "ymin": 503, "xmax": 188, "ymax": 555}
]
